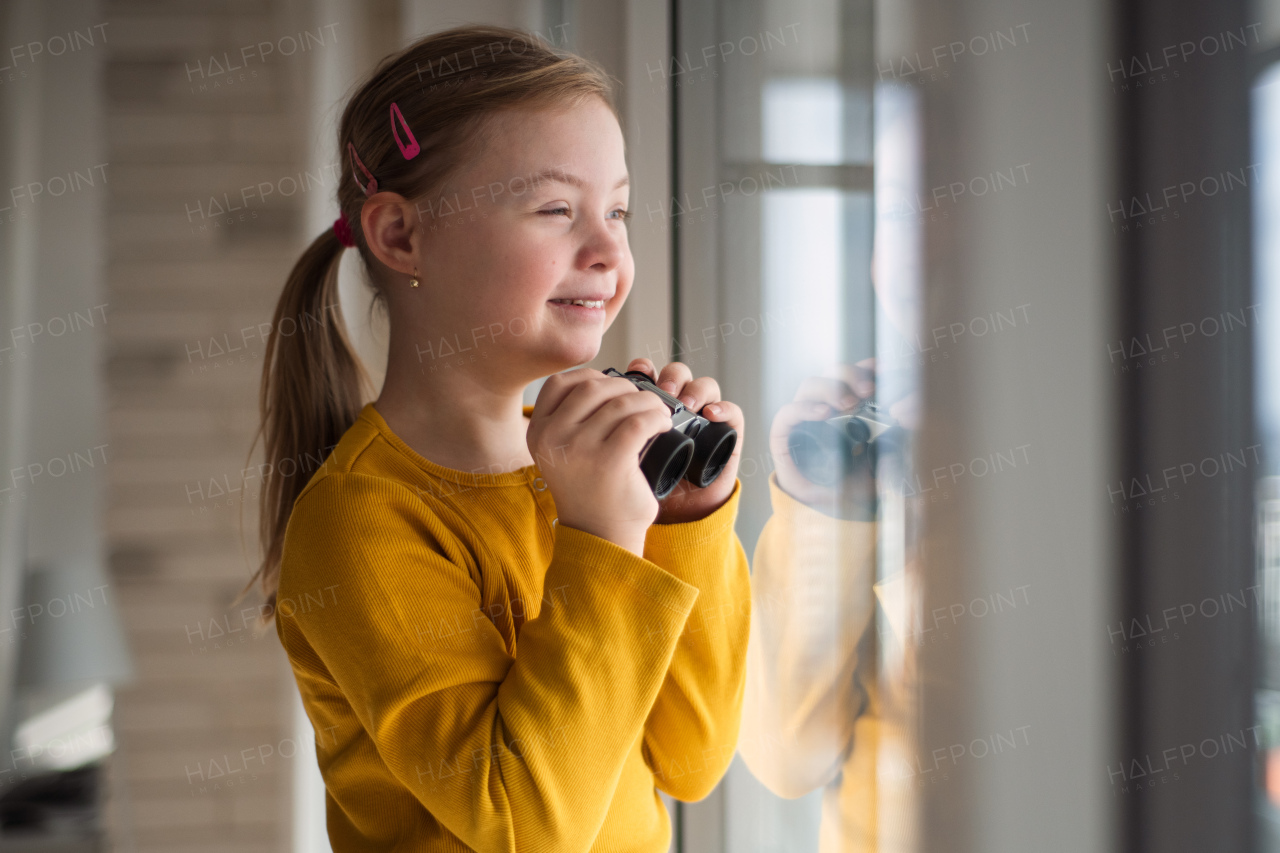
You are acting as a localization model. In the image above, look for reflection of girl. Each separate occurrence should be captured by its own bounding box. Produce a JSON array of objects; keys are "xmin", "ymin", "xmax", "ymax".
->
[
  {"xmin": 245, "ymin": 26, "xmax": 750, "ymax": 851},
  {"xmin": 739, "ymin": 367, "xmax": 917, "ymax": 853},
  {"xmin": 739, "ymin": 80, "xmax": 924, "ymax": 853}
]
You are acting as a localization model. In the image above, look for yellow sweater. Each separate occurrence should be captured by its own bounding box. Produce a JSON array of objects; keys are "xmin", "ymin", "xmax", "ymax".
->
[{"xmin": 275, "ymin": 402, "xmax": 751, "ymax": 852}]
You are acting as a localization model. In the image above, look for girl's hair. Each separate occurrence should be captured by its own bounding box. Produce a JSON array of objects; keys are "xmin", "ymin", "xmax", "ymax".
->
[{"xmin": 244, "ymin": 25, "xmax": 618, "ymax": 619}]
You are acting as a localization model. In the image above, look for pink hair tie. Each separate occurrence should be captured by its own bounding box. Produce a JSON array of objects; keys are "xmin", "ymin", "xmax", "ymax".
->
[{"xmin": 333, "ymin": 217, "xmax": 355, "ymax": 248}]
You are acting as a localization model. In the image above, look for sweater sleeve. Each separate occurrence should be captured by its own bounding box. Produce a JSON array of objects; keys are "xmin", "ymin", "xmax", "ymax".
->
[
  {"xmin": 278, "ymin": 472, "xmax": 701, "ymax": 853},
  {"xmin": 637, "ymin": 478, "xmax": 751, "ymax": 802},
  {"xmin": 737, "ymin": 472, "xmax": 880, "ymax": 798}
]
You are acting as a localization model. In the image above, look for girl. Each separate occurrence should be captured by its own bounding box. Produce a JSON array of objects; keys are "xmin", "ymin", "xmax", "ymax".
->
[{"xmin": 248, "ymin": 25, "xmax": 751, "ymax": 852}]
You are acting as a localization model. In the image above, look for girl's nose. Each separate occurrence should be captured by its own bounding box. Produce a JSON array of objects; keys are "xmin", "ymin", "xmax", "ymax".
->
[{"xmin": 579, "ymin": 218, "xmax": 626, "ymax": 272}]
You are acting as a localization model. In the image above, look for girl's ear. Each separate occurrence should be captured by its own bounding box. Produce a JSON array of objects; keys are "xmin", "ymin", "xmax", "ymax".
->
[{"xmin": 360, "ymin": 192, "xmax": 419, "ymax": 276}]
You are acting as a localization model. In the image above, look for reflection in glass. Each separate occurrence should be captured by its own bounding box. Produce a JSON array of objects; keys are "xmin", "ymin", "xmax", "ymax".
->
[
  {"xmin": 1253, "ymin": 62, "xmax": 1280, "ymax": 852},
  {"xmin": 763, "ymin": 77, "xmax": 846, "ymax": 164},
  {"xmin": 735, "ymin": 76, "xmax": 923, "ymax": 853}
]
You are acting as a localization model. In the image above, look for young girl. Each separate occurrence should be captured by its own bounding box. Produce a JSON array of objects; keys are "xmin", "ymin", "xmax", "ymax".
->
[{"xmin": 248, "ymin": 25, "xmax": 750, "ymax": 852}]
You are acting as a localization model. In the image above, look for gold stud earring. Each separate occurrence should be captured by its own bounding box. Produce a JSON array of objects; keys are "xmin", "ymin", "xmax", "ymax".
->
[{"xmin": 409, "ymin": 267, "xmax": 419, "ymax": 288}]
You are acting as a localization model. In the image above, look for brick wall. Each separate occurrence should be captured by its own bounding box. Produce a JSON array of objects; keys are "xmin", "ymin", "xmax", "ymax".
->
[{"xmin": 102, "ymin": 1, "xmax": 315, "ymax": 849}]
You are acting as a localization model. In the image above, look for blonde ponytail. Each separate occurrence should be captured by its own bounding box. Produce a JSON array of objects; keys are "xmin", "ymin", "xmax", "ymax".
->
[{"xmin": 244, "ymin": 227, "xmax": 372, "ymax": 619}]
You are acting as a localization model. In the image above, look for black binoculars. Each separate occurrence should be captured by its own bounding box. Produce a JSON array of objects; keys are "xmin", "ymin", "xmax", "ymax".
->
[
  {"xmin": 603, "ymin": 368, "xmax": 738, "ymax": 499},
  {"xmin": 787, "ymin": 400, "xmax": 899, "ymax": 486}
]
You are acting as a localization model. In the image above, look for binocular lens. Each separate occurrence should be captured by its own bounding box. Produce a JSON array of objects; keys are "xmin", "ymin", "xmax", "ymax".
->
[
  {"xmin": 641, "ymin": 430, "xmax": 696, "ymax": 499},
  {"xmin": 842, "ymin": 417, "xmax": 872, "ymax": 444},
  {"xmin": 787, "ymin": 420, "xmax": 849, "ymax": 487},
  {"xmin": 685, "ymin": 421, "xmax": 737, "ymax": 488}
]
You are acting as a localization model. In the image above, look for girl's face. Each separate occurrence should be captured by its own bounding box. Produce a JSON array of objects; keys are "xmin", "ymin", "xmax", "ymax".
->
[{"xmin": 412, "ymin": 96, "xmax": 633, "ymax": 382}]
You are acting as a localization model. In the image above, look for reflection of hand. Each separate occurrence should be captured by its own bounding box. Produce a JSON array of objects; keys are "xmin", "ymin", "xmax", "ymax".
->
[
  {"xmin": 769, "ymin": 360, "xmax": 878, "ymax": 519},
  {"xmin": 624, "ymin": 357, "xmax": 744, "ymax": 525},
  {"xmin": 886, "ymin": 390, "xmax": 919, "ymax": 431}
]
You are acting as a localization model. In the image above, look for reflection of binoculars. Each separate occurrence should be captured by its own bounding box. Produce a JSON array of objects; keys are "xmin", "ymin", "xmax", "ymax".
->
[
  {"xmin": 788, "ymin": 400, "xmax": 898, "ymax": 486},
  {"xmin": 603, "ymin": 368, "xmax": 738, "ymax": 499}
]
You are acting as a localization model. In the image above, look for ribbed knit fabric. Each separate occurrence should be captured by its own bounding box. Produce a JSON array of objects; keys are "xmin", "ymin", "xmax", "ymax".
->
[{"xmin": 275, "ymin": 402, "xmax": 750, "ymax": 852}]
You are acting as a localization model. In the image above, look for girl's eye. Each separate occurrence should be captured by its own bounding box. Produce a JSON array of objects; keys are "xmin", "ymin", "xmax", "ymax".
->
[{"xmin": 537, "ymin": 206, "xmax": 631, "ymax": 221}]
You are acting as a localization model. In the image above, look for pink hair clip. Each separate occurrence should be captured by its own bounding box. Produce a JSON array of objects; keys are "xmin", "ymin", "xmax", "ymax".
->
[
  {"xmin": 347, "ymin": 141, "xmax": 378, "ymax": 196},
  {"xmin": 390, "ymin": 102, "xmax": 420, "ymax": 160},
  {"xmin": 332, "ymin": 217, "xmax": 355, "ymax": 248}
]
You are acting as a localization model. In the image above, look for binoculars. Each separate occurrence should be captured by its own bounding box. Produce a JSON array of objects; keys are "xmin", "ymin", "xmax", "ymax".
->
[
  {"xmin": 787, "ymin": 400, "xmax": 899, "ymax": 486},
  {"xmin": 603, "ymin": 368, "xmax": 738, "ymax": 499}
]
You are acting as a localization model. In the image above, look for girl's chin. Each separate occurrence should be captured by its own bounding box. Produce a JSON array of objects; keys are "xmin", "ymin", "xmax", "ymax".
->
[
  {"xmin": 484, "ymin": 323, "xmax": 608, "ymax": 376},
  {"xmin": 541, "ymin": 335, "xmax": 603, "ymax": 370}
]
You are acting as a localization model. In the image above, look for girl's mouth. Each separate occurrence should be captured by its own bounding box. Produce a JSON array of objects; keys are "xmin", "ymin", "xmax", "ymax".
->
[
  {"xmin": 548, "ymin": 298, "xmax": 607, "ymax": 320},
  {"xmin": 549, "ymin": 298, "xmax": 605, "ymax": 308}
]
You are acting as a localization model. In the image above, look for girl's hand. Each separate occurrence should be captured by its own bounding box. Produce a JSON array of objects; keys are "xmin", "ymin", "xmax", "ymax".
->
[
  {"xmin": 769, "ymin": 360, "xmax": 877, "ymax": 519},
  {"xmin": 528, "ymin": 367, "xmax": 673, "ymax": 557},
  {"xmin": 625, "ymin": 358, "xmax": 745, "ymax": 525}
]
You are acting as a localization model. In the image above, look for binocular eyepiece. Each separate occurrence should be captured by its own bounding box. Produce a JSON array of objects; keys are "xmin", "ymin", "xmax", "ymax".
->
[
  {"xmin": 787, "ymin": 400, "xmax": 900, "ymax": 486},
  {"xmin": 603, "ymin": 368, "xmax": 738, "ymax": 499}
]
